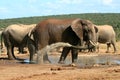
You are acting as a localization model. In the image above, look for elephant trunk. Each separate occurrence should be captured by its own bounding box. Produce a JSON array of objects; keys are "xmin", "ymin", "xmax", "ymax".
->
[{"xmin": 36, "ymin": 42, "xmax": 90, "ymax": 64}]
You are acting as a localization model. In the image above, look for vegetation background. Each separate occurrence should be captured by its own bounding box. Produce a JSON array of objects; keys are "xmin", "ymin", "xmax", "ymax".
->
[{"xmin": 0, "ymin": 13, "xmax": 120, "ymax": 40}]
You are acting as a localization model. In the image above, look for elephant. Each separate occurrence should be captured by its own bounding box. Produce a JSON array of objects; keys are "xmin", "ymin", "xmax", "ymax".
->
[
  {"xmin": 28, "ymin": 18, "xmax": 98, "ymax": 64},
  {"xmin": 1, "ymin": 24, "xmax": 36, "ymax": 60},
  {"xmin": 94, "ymin": 25, "xmax": 117, "ymax": 53}
]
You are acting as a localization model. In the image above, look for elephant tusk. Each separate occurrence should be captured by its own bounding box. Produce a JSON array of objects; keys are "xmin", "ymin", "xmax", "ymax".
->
[{"xmin": 89, "ymin": 40, "xmax": 96, "ymax": 47}]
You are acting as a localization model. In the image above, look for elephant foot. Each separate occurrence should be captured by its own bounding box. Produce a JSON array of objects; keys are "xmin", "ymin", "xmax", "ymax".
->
[
  {"xmin": 44, "ymin": 60, "xmax": 51, "ymax": 64},
  {"xmin": 8, "ymin": 58, "xmax": 15, "ymax": 60},
  {"xmin": 113, "ymin": 49, "xmax": 117, "ymax": 53},
  {"xmin": 29, "ymin": 59, "xmax": 37, "ymax": 64},
  {"xmin": 69, "ymin": 63, "xmax": 77, "ymax": 67},
  {"xmin": 8, "ymin": 56, "xmax": 16, "ymax": 60},
  {"xmin": 58, "ymin": 61, "xmax": 65, "ymax": 64}
]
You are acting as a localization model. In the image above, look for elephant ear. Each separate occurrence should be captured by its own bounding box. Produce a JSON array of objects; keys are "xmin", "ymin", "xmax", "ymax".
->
[
  {"xmin": 71, "ymin": 19, "xmax": 83, "ymax": 39},
  {"xmin": 94, "ymin": 25, "xmax": 98, "ymax": 33},
  {"xmin": 28, "ymin": 28, "xmax": 35, "ymax": 41}
]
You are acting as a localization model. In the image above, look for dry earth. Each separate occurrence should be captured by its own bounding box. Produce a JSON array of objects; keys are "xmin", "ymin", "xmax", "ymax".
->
[{"xmin": 0, "ymin": 42, "xmax": 120, "ymax": 80}]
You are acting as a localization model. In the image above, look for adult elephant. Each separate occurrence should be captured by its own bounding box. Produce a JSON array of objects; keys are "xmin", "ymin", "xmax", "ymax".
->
[
  {"xmin": 1, "ymin": 24, "xmax": 36, "ymax": 59},
  {"xmin": 95, "ymin": 25, "xmax": 117, "ymax": 53},
  {"xmin": 28, "ymin": 18, "xmax": 98, "ymax": 64}
]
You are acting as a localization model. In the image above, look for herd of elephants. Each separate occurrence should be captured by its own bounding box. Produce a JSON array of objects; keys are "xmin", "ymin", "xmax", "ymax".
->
[{"xmin": 0, "ymin": 18, "xmax": 117, "ymax": 65}]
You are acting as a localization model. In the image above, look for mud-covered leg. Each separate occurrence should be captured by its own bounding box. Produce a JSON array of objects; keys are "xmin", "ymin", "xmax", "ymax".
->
[
  {"xmin": 11, "ymin": 46, "xmax": 16, "ymax": 59},
  {"xmin": 106, "ymin": 43, "xmax": 111, "ymax": 53},
  {"xmin": 71, "ymin": 48, "xmax": 78, "ymax": 66},
  {"xmin": 7, "ymin": 46, "xmax": 15, "ymax": 60},
  {"xmin": 58, "ymin": 47, "xmax": 71, "ymax": 64},
  {"xmin": 112, "ymin": 42, "xmax": 117, "ymax": 53},
  {"xmin": 5, "ymin": 36, "xmax": 15, "ymax": 59},
  {"xmin": 28, "ymin": 43, "xmax": 36, "ymax": 63}
]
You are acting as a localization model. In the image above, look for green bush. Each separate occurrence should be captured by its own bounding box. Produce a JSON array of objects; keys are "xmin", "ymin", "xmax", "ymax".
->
[{"xmin": 0, "ymin": 13, "xmax": 120, "ymax": 40}]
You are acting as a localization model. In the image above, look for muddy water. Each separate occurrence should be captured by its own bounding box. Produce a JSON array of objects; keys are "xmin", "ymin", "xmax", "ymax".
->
[
  {"xmin": 21, "ymin": 54, "xmax": 120, "ymax": 67},
  {"xmin": 48, "ymin": 54, "xmax": 120, "ymax": 67}
]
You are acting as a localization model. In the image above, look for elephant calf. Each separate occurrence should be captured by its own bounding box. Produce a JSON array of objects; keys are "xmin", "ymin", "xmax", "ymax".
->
[{"xmin": 95, "ymin": 25, "xmax": 117, "ymax": 53}]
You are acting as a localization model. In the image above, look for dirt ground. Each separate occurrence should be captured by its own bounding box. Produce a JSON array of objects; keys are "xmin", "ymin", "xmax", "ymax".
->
[{"xmin": 0, "ymin": 42, "xmax": 120, "ymax": 80}]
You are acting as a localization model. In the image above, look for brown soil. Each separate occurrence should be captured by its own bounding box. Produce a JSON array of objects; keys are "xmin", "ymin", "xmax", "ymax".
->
[{"xmin": 0, "ymin": 42, "xmax": 120, "ymax": 80}]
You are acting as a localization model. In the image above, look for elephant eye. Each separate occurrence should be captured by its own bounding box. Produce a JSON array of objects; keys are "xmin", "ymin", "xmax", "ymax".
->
[
  {"xmin": 88, "ymin": 29, "xmax": 92, "ymax": 33},
  {"xmin": 82, "ymin": 23, "xmax": 87, "ymax": 26}
]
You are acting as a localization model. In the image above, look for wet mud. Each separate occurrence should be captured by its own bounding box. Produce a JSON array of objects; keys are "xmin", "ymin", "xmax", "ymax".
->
[{"xmin": 20, "ymin": 54, "xmax": 120, "ymax": 68}]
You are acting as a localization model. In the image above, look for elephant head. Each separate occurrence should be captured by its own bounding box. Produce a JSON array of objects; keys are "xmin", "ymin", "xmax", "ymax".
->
[{"xmin": 71, "ymin": 19, "xmax": 98, "ymax": 47}]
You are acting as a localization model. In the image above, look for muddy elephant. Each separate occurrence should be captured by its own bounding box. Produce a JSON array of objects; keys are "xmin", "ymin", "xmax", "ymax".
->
[
  {"xmin": 28, "ymin": 18, "xmax": 98, "ymax": 64},
  {"xmin": 94, "ymin": 25, "xmax": 117, "ymax": 53},
  {"xmin": 1, "ymin": 24, "xmax": 36, "ymax": 59}
]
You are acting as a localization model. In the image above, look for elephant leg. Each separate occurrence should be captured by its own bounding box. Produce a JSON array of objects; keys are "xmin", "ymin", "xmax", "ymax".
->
[
  {"xmin": 106, "ymin": 43, "xmax": 111, "ymax": 53},
  {"xmin": 28, "ymin": 43, "xmax": 36, "ymax": 63},
  {"xmin": 58, "ymin": 47, "xmax": 71, "ymax": 64},
  {"xmin": 11, "ymin": 46, "xmax": 16, "ymax": 59},
  {"xmin": 71, "ymin": 48, "xmax": 78, "ymax": 63},
  {"xmin": 111, "ymin": 42, "xmax": 117, "ymax": 53},
  {"xmin": 7, "ymin": 46, "xmax": 15, "ymax": 60}
]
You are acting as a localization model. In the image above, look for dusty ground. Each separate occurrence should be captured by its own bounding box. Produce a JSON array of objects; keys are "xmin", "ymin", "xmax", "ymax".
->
[{"xmin": 0, "ymin": 42, "xmax": 120, "ymax": 80}]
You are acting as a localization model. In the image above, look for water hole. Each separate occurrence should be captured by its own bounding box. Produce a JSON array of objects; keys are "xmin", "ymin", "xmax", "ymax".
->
[{"xmin": 23, "ymin": 54, "xmax": 120, "ymax": 67}]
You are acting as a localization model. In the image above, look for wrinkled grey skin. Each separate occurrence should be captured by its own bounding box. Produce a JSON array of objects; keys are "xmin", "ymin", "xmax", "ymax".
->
[
  {"xmin": 95, "ymin": 25, "xmax": 117, "ymax": 53},
  {"xmin": 1, "ymin": 24, "xmax": 36, "ymax": 59},
  {"xmin": 28, "ymin": 18, "xmax": 98, "ymax": 64}
]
